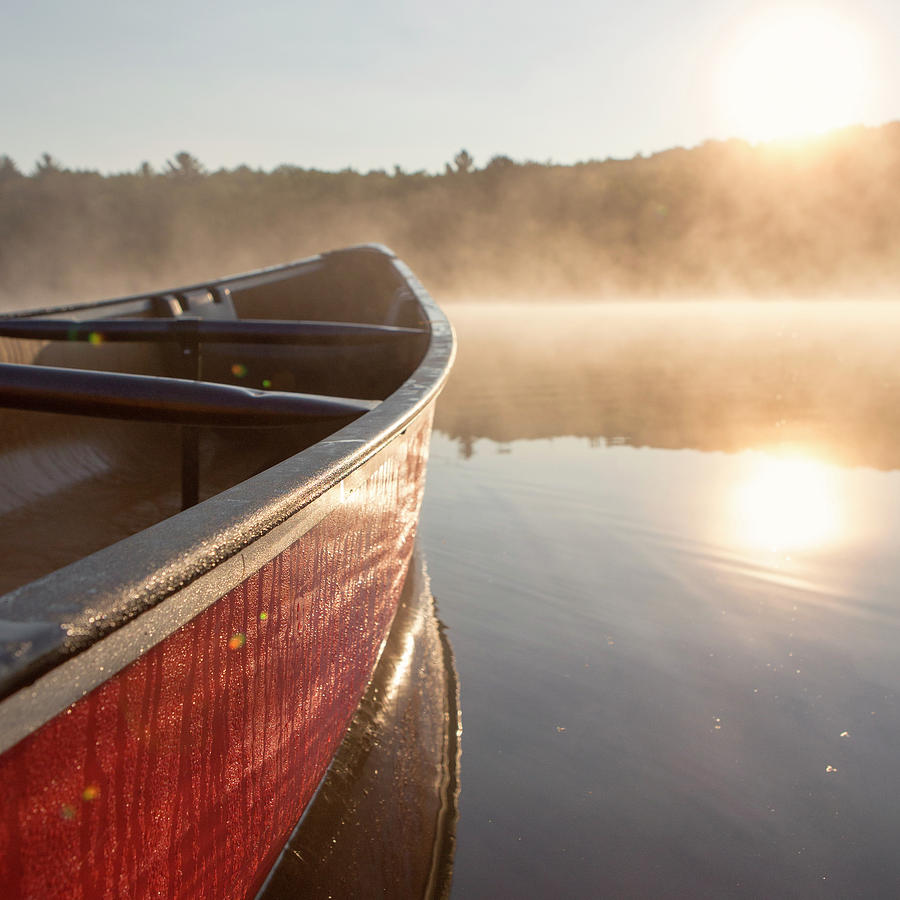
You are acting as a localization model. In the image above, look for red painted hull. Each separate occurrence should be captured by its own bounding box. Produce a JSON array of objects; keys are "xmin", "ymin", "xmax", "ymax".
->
[{"xmin": 0, "ymin": 411, "xmax": 432, "ymax": 899}]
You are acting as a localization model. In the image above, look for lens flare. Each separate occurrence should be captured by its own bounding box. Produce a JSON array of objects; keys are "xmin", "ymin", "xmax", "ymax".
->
[{"xmin": 228, "ymin": 632, "xmax": 246, "ymax": 650}]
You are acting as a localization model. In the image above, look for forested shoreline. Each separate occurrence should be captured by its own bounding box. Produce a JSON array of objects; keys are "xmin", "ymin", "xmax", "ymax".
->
[{"xmin": 2, "ymin": 122, "xmax": 900, "ymax": 306}]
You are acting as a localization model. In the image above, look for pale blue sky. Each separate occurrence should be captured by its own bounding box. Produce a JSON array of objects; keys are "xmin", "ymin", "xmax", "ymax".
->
[{"xmin": 2, "ymin": 0, "xmax": 898, "ymax": 174}]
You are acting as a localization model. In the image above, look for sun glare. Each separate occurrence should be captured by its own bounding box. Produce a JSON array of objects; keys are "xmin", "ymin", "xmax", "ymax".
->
[
  {"xmin": 719, "ymin": 7, "xmax": 870, "ymax": 142},
  {"xmin": 734, "ymin": 456, "xmax": 840, "ymax": 552}
]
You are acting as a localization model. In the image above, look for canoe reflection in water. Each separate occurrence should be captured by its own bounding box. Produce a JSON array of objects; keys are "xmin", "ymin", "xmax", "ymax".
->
[{"xmin": 262, "ymin": 549, "xmax": 460, "ymax": 899}]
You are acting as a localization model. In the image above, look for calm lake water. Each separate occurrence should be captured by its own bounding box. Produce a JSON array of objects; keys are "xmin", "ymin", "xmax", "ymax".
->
[{"xmin": 420, "ymin": 302, "xmax": 900, "ymax": 897}]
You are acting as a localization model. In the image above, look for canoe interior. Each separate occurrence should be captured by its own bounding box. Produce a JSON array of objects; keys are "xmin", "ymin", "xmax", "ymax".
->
[{"xmin": 0, "ymin": 250, "xmax": 429, "ymax": 595}]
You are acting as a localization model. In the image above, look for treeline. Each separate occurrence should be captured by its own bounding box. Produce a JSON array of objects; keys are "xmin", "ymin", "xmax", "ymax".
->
[{"xmin": 2, "ymin": 125, "xmax": 900, "ymax": 306}]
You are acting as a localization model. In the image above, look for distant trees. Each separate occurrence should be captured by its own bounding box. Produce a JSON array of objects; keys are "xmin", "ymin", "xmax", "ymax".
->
[{"xmin": 3, "ymin": 123, "xmax": 900, "ymax": 305}]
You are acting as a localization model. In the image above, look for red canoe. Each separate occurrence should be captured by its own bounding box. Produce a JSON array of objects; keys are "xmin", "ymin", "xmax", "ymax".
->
[{"xmin": 0, "ymin": 245, "xmax": 455, "ymax": 898}]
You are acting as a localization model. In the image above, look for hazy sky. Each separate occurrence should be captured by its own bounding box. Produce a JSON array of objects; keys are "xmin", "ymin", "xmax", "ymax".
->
[{"xmin": 2, "ymin": 0, "xmax": 898, "ymax": 174}]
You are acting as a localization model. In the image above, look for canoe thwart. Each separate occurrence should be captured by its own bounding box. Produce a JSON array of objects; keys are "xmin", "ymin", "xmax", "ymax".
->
[
  {"xmin": 0, "ymin": 362, "xmax": 378, "ymax": 427},
  {"xmin": 0, "ymin": 317, "xmax": 427, "ymax": 345}
]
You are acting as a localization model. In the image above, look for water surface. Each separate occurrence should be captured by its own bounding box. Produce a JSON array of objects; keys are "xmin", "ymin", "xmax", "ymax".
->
[{"xmin": 421, "ymin": 301, "xmax": 900, "ymax": 897}]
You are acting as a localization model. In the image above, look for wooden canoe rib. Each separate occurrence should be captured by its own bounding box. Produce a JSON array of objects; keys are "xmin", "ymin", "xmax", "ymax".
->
[{"xmin": 0, "ymin": 245, "xmax": 455, "ymax": 898}]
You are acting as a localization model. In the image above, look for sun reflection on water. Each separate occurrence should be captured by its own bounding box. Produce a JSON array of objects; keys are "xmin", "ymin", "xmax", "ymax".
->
[{"xmin": 734, "ymin": 455, "xmax": 841, "ymax": 552}]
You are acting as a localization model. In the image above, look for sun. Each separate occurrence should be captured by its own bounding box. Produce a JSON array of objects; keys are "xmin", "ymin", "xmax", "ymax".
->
[
  {"xmin": 733, "ymin": 456, "xmax": 841, "ymax": 552},
  {"xmin": 718, "ymin": 7, "xmax": 870, "ymax": 142}
]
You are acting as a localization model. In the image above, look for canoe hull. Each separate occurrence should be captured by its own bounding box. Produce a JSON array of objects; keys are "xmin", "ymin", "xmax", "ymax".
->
[
  {"xmin": 261, "ymin": 549, "xmax": 460, "ymax": 899},
  {"xmin": 0, "ymin": 407, "xmax": 433, "ymax": 899}
]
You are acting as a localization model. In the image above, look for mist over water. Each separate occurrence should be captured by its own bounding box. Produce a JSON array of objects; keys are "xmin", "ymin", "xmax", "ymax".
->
[
  {"xmin": 420, "ymin": 301, "xmax": 900, "ymax": 897},
  {"xmin": 3, "ymin": 122, "xmax": 900, "ymax": 309}
]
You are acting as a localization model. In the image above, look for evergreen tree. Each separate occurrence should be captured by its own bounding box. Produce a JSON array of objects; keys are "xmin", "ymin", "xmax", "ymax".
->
[
  {"xmin": 164, "ymin": 151, "xmax": 205, "ymax": 179},
  {"xmin": 453, "ymin": 149, "xmax": 474, "ymax": 174},
  {"xmin": 0, "ymin": 155, "xmax": 22, "ymax": 183}
]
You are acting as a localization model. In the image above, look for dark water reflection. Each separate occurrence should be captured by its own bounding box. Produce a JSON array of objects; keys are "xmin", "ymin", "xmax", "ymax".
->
[
  {"xmin": 436, "ymin": 301, "xmax": 900, "ymax": 469},
  {"xmin": 421, "ymin": 302, "xmax": 900, "ymax": 897}
]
